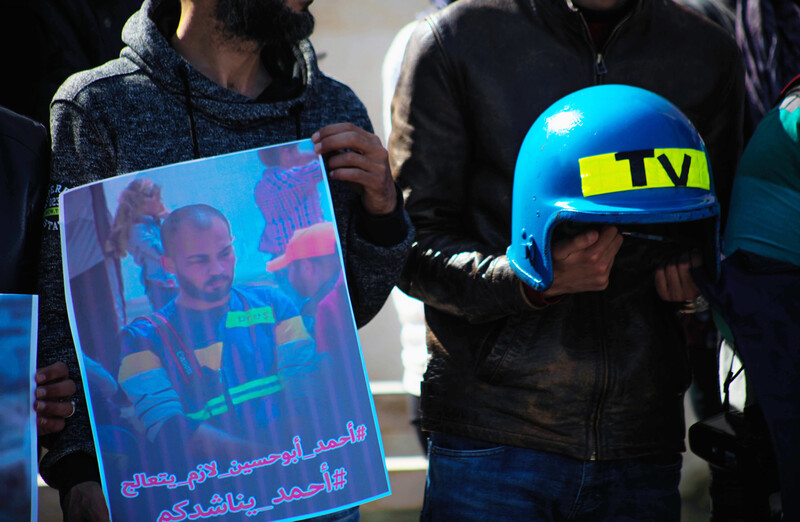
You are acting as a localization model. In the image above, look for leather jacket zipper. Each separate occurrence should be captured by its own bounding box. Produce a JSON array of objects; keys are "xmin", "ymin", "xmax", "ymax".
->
[
  {"xmin": 569, "ymin": 3, "xmax": 637, "ymax": 460},
  {"xmin": 576, "ymin": 8, "xmax": 635, "ymax": 85},
  {"xmin": 595, "ymin": 54, "xmax": 608, "ymax": 82},
  {"xmin": 590, "ymin": 295, "xmax": 610, "ymax": 460}
]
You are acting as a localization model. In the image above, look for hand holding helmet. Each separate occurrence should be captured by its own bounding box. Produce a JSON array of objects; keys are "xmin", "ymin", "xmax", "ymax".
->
[
  {"xmin": 509, "ymin": 84, "xmax": 719, "ymax": 304},
  {"xmin": 654, "ymin": 252, "xmax": 703, "ymax": 302},
  {"xmin": 544, "ymin": 225, "xmax": 623, "ymax": 298}
]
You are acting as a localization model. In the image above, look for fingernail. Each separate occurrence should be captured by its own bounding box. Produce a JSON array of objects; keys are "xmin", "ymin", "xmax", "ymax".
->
[
  {"xmin": 39, "ymin": 417, "xmax": 47, "ymax": 427},
  {"xmin": 36, "ymin": 388, "xmax": 46, "ymax": 398},
  {"xmin": 311, "ymin": 132, "xmax": 319, "ymax": 141},
  {"xmin": 35, "ymin": 373, "xmax": 45, "ymax": 384},
  {"xmin": 314, "ymin": 143, "xmax": 321, "ymax": 152},
  {"xmin": 36, "ymin": 401, "xmax": 46, "ymax": 411}
]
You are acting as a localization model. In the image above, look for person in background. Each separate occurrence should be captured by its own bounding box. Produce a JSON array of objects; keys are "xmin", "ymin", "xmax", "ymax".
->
[
  {"xmin": 0, "ymin": 0, "xmax": 142, "ymax": 127},
  {"xmin": 106, "ymin": 178, "xmax": 179, "ymax": 312},
  {"xmin": 0, "ymin": 106, "xmax": 76, "ymax": 435},
  {"xmin": 381, "ymin": 0, "xmax": 458, "ymax": 455},
  {"xmin": 267, "ymin": 222, "xmax": 344, "ymax": 335},
  {"xmin": 255, "ymin": 142, "xmax": 324, "ymax": 257},
  {"xmin": 696, "ymin": 75, "xmax": 800, "ymax": 522},
  {"xmin": 672, "ymin": 2, "xmax": 800, "ymax": 519},
  {"xmin": 676, "ymin": 0, "xmax": 800, "ymax": 141}
]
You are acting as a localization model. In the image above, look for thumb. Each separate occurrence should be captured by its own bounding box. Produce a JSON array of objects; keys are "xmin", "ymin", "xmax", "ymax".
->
[{"xmin": 552, "ymin": 228, "xmax": 600, "ymax": 261}]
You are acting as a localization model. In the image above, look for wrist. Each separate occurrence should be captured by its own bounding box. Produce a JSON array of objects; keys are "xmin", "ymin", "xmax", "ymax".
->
[
  {"xmin": 356, "ymin": 183, "xmax": 407, "ymax": 247},
  {"xmin": 520, "ymin": 281, "xmax": 563, "ymax": 309},
  {"xmin": 363, "ymin": 181, "xmax": 400, "ymax": 216}
]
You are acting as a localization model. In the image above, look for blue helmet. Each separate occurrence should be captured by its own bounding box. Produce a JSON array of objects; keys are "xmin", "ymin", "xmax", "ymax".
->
[{"xmin": 507, "ymin": 84, "xmax": 719, "ymax": 291}]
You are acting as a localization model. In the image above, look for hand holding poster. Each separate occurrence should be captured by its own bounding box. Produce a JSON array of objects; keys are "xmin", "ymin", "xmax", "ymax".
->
[{"xmin": 59, "ymin": 140, "xmax": 390, "ymax": 521}]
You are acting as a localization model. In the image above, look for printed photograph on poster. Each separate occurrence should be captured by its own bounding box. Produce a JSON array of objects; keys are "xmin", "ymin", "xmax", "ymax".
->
[
  {"xmin": 59, "ymin": 140, "xmax": 390, "ymax": 522},
  {"xmin": 0, "ymin": 294, "xmax": 38, "ymax": 522}
]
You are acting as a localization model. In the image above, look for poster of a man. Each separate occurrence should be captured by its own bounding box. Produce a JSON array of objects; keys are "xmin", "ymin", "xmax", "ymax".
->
[
  {"xmin": 59, "ymin": 141, "xmax": 390, "ymax": 522},
  {"xmin": 119, "ymin": 203, "xmax": 321, "ymax": 456}
]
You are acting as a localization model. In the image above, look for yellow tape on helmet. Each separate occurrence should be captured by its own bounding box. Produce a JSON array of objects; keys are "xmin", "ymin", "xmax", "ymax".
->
[{"xmin": 579, "ymin": 148, "xmax": 710, "ymax": 197}]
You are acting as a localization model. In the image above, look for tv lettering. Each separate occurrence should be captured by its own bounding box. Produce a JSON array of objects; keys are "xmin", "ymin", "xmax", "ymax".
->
[
  {"xmin": 578, "ymin": 147, "xmax": 710, "ymax": 197},
  {"xmin": 614, "ymin": 149, "xmax": 692, "ymax": 188}
]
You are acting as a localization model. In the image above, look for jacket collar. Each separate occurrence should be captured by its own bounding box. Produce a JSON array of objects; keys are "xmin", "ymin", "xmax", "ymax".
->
[{"xmin": 528, "ymin": 0, "xmax": 645, "ymax": 51}]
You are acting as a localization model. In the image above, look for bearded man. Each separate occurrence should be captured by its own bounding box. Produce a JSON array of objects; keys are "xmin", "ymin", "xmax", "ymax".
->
[
  {"xmin": 117, "ymin": 205, "xmax": 321, "ymax": 459},
  {"xmin": 37, "ymin": 0, "xmax": 413, "ymax": 519}
]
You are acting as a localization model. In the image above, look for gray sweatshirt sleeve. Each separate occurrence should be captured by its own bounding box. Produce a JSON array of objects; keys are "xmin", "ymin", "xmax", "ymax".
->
[
  {"xmin": 325, "ymin": 102, "xmax": 415, "ymax": 328},
  {"xmin": 37, "ymin": 98, "xmax": 115, "ymax": 491},
  {"xmin": 336, "ymin": 184, "xmax": 414, "ymax": 328}
]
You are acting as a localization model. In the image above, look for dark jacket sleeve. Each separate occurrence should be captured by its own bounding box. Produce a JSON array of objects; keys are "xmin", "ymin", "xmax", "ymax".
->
[
  {"xmin": 327, "ymin": 90, "xmax": 415, "ymax": 328},
  {"xmin": 0, "ymin": 106, "xmax": 49, "ymax": 294},
  {"xmin": 389, "ymin": 19, "xmax": 533, "ymax": 324},
  {"xmin": 699, "ymin": 43, "xmax": 745, "ymax": 227}
]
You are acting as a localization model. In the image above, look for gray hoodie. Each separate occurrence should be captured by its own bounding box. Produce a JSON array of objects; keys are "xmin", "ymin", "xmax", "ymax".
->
[{"xmin": 38, "ymin": 0, "xmax": 412, "ymax": 494}]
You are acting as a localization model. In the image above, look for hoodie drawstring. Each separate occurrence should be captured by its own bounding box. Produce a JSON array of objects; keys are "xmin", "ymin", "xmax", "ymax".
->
[
  {"xmin": 290, "ymin": 103, "xmax": 303, "ymax": 140},
  {"xmin": 179, "ymin": 64, "xmax": 304, "ymax": 150},
  {"xmin": 180, "ymin": 65, "xmax": 201, "ymax": 159}
]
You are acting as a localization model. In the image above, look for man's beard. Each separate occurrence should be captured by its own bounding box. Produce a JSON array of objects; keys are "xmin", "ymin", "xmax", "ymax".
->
[
  {"xmin": 177, "ymin": 273, "xmax": 233, "ymax": 303},
  {"xmin": 214, "ymin": 0, "xmax": 315, "ymax": 49}
]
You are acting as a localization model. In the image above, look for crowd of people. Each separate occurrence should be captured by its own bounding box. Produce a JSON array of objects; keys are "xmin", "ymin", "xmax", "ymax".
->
[{"xmin": 0, "ymin": 0, "xmax": 797, "ymax": 520}]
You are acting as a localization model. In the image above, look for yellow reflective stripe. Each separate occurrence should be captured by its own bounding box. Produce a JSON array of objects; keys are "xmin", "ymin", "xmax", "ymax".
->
[
  {"xmin": 579, "ymin": 148, "xmax": 710, "ymax": 197},
  {"xmin": 186, "ymin": 395, "xmax": 228, "ymax": 420},
  {"xmin": 205, "ymin": 395, "xmax": 227, "ymax": 408},
  {"xmin": 275, "ymin": 315, "xmax": 311, "ymax": 347},
  {"xmin": 118, "ymin": 350, "xmax": 164, "ymax": 383},
  {"xmin": 186, "ymin": 402, "xmax": 228, "ymax": 421},
  {"xmin": 44, "ymin": 206, "xmax": 59, "ymax": 218},
  {"xmin": 194, "ymin": 342, "xmax": 223, "ymax": 371},
  {"xmin": 225, "ymin": 306, "xmax": 275, "ymax": 328},
  {"xmin": 231, "ymin": 383, "xmax": 283, "ymax": 405},
  {"xmin": 229, "ymin": 375, "xmax": 281, "ymax": 395},
  {"xmin": 185, "ymin": 376, "xmax": 282, "ymax": 420},
  {"xmin": 229, "ymin": 376, "xmax": 282, "ymax": 405}
]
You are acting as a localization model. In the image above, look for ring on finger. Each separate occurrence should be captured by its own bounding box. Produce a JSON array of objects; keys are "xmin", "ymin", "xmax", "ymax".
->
[{"xmin": 65, "ymin": 400, "xmax": 76, "ymax": 418}]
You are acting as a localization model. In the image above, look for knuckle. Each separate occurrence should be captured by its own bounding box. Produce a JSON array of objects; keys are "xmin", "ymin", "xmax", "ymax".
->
[{"xmin": 343, "ymin": 150, "xmax": 361, "ymax": 163}]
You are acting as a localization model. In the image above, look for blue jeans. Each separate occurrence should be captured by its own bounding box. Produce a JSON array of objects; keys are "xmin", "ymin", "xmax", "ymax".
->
[{"xmin": 421, "ymin": 433, "xmax": 681, "ymax": 521}]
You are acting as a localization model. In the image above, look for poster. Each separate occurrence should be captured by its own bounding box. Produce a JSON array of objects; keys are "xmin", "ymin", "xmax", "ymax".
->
[
  {"xmin": 60, "ymin": 140, "xmax": 390, "ymax": 521},
  {"xmin": 0, "ymin": 294, "xmax": 38, "ymax": 522}
]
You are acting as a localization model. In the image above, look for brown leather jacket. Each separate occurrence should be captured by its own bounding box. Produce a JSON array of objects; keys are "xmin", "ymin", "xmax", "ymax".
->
[{"xmin": 389, "ymin": 0, "xmax": 744, "ymax": 460}]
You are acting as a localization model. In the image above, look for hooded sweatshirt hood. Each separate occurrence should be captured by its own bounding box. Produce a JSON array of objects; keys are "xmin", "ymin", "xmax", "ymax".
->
[{"xmin": 120, "ymin": 0, "xmax": 319, "ymax": 129}]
